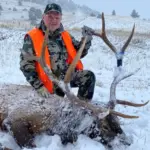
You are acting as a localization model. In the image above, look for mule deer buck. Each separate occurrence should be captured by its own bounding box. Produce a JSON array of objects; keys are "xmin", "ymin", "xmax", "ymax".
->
[{"xmin": 0, "ymin": 13, "xmax": 148, "ymax": 150}]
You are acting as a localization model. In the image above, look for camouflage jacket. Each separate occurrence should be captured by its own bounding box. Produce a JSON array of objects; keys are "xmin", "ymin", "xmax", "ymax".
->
[{"xmin": 20, "ymin": 21, "xmax": 92, "ymax": 90}]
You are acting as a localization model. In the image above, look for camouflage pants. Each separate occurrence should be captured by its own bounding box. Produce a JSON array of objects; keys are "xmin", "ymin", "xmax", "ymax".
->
[{"xmin": 55, "ymin": 70, "xmax": 96, "ymax": 100}]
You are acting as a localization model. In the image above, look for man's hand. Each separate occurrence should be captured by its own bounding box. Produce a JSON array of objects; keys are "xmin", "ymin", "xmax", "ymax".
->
[
  {"xmin": 37, "ymin": 86, "xmax": 50, "ymax": 98},
  {"xmin": 82, "ymin": 25, "xmax": 94, "ymax": 41}
]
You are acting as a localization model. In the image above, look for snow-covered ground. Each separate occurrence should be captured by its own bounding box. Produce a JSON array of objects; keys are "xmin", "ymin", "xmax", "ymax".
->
[
  {"xmin": 0, "ymin": 1, "xmax": 150, "ymax": 149},
  {"xmin": 0, "ymin": 0, "xmax": 45, "ymax": 20}
]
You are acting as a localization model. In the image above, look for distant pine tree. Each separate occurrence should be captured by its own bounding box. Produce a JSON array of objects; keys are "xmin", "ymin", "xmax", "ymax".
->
[
  {"xmin": 131, "ymin": 9, "xmax": 140, "ymax": 18},
  {"xmin": 112, "ymin": 10, "xmax": 116, "ymax": 16}
]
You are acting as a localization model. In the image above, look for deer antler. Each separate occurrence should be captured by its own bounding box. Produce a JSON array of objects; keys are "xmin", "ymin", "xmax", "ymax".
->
[
  {"xmin": 23, "ymin": 27, "xmax": 141, "ymax": 119},
  {"xmin": 116, "ymin": 99, "xmax": 149, "ymax": 107},
  {"xmin": 92, "ymin": 13, "xmax": 149, "ymax": 110}
]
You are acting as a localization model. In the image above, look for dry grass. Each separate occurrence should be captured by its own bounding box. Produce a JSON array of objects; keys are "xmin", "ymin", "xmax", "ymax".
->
[{"xmin": 0, "ymin": 20, "xmax": 33, "ymax": 30}]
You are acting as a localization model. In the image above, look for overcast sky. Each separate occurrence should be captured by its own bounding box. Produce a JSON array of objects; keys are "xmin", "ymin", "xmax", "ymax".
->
[{"xmin": 73, "ymin": 0, "xmax": 149, "ymax": 19}]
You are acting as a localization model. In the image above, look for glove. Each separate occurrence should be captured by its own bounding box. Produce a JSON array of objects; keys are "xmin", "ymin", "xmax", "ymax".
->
[
  {"xmin": 81, "ymin": 25, "xmax": 94, "ymax": 41},
  {"xmin": 37, "ymin": 86, "xmax": 50, "ymax": 98}
]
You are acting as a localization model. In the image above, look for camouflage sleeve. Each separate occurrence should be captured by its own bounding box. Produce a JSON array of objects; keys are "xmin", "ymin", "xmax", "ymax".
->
[
  {"xmin": 70, "ymin": 35, "xmax": 92, "ymax": 58},
  {"xmin": 20, "ymin": 35, "xmax": 44, "ymax": 89}
]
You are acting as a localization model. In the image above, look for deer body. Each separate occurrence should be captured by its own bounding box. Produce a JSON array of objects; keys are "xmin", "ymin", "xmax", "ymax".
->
[{"xmin": 0, "ymin": 84, "xmax": 129, "ymax": 149}]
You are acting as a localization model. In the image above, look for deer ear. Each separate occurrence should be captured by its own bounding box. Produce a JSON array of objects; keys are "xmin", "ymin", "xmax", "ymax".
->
[{"xmin": 10, "ymin": 119, "xmax": 34, "ymax": 148}]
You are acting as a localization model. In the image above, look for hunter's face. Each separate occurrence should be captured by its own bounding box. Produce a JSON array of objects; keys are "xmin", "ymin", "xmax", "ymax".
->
[{"xmin": 43, "ymin": 11, "xmax": 62, "ymax": 32}]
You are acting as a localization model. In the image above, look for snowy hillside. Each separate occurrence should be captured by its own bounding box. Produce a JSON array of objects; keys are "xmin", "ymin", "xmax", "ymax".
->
[
  {"xmin": 0, "ymin": 1, "xmax": 150, "ymax": 150},
  {"xmin": 0, "ymin": 0, "xmax": 45, "ymax": 20},
  {"xmin": 0, "ymin": 0, "xmax": 97, "ymax": 21}
]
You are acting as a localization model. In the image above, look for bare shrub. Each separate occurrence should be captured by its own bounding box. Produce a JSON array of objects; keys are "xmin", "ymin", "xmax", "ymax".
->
[
  {"xmin": 97, "ymin": 13, "xmax": 101, "ymax": 18},
  {"xmin": 13, "ymin": 7, "xmax": 17, "ymax": 11},
  {"xmin": 90, "ymin": 12, "xmax": 96, "ymax": 17}
]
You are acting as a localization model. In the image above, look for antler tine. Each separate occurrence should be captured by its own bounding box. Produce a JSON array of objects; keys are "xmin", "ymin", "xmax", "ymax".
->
[
  {"xmin": 110, "ymin": 110, "xmax": 139, "ymax": 119},
  {"xmin": 110, "ymin": 67, "xmax": 149, "ymax": 108},
  {"xmin": 93, "ymin": 12, "xmax": 117, "ymax": 53},
  {"xmin": 64, "ymin": 37, "xmax": 87, "ymax": 83},
  {"xmin": 109, "ymin": 70, "xmax": 135, "ymax": 109},
  {"xmin": 116, "ymin": 100, "xmax": 149, "ymax": 107},
  {"xmin": 63, "ymin": 36, "xmax": 88, "ymax": 101},
  {"xmin": 109, "ymin": 68, "xmax": 142, "ymax": 108},
  {"xmin": 40, "ymin": 28, "xmax": 49, "ymax": 68},
  {"xmin": 121, "ymin": 24, "xmax": 135, "ymax": 53}
]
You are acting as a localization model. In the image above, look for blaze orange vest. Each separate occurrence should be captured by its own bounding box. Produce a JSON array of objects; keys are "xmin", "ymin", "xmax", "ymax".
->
[{"xmin": 27, "ymin": 28, "xmax": 83, "ymax": 94}]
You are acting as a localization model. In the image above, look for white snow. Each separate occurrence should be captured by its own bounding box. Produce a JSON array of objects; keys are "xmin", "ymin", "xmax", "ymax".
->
[{"xmin": 0, "ymin": 0, "xmax": 150, "ymax": 149}]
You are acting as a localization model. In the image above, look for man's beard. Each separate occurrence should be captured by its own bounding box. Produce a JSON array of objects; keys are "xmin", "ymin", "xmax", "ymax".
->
[{"xmin": 48, "ymin": 24, "xmax": 60, "ymax": 32}]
